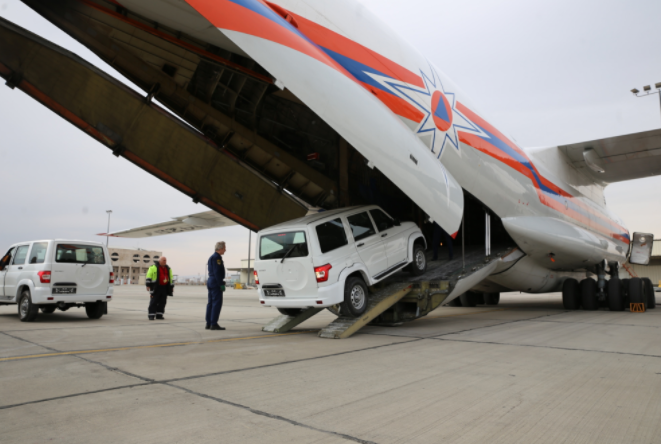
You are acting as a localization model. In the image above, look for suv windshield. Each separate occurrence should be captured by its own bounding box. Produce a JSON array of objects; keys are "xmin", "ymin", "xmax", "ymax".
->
[
  {"xmin": 55, "ymin": 244, "xmax": 106, "ymax": 264},
  {"xmin": 260, "ymin": 232, "xmax": 308, "ymax": 260}
]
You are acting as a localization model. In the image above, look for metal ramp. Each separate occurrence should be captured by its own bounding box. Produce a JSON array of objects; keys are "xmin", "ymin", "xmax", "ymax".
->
[
  {"xmin": 318, "ymin": 283, "xmax": 414, "ymax": 339},
  {"xmin": 262, "ymin": 307, "xmax": 323, "ymax": 333}
]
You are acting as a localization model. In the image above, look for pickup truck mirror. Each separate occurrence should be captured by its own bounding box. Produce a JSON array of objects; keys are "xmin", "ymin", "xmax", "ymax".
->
[{"xmin": 393, "ymin": 218, "xmax": 401, "ymax": 226}]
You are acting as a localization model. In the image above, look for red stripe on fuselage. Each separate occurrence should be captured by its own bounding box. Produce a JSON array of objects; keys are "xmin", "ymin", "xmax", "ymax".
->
[
  {"xmin": 361, "ymin": 82, "xmax": 425, "ymax": 122},
  {"xmin": 291, "ymin": 12, "xmax": 425, "ymax": 89}
]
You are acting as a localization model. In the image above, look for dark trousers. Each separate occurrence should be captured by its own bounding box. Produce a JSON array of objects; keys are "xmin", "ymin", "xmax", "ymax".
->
[
  {"xmin": 206, "ymin": 282, "xmax": 223, "ymax": 326},
  {"xmin": 148, "ymin": 286, "xmax": 168, "ymax": 318},
  {"xmin": 432, "ymin": 224, "xmax": 454, "ymax": 261}
]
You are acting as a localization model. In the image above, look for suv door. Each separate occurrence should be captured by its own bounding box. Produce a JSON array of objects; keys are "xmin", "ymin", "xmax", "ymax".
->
[
  {"xmin": 369, "ymin": 209, "xmax": 408, "ymax": 267},
  {"xmin": 0, "ymin": 247, "xmax": 15, "ymax": 298},
  {"xmin": 5, "ymin": 244, "xmax": 30, "ymax": 300},
  {"xmin": 347, "ymin": 211, "xmax": 387, "ymax": 279},
  {"xmin": 52, "ymin": 243, "xmax": 108, "ymax": 295}
]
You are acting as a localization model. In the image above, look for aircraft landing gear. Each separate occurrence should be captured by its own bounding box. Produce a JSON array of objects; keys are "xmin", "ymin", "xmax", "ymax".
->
[{"xmin": 562, "ymin": 278, "xmax": 580, "ymax": 310}]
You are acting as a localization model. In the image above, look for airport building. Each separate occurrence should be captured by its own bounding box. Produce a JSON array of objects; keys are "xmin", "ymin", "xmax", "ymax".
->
[
  {"xmin": 108, "ymin": 248, "xmax": 162, "ymax": 284},
  {"xmin": 227, "ymin": 259, "xmax": 255, "ymax": 286}
]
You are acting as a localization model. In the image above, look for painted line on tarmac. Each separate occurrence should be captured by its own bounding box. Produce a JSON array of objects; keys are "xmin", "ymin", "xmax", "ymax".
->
[
  {"xmin": 424, "ymin": 308, "xmax": 507, "ymax": 319},
  {"xmin": 0, "ymin": 330, "xmax": 316, "ymax": 362}
]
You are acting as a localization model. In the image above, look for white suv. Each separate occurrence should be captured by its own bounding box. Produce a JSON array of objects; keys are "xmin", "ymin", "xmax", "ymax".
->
[
  {"xmin": 0, "ymin": 240, "xmax": 114, "ymax": 322},
  {"xmin": 255, "ymin": 205, "xmax": 427, "ymax": 317}
]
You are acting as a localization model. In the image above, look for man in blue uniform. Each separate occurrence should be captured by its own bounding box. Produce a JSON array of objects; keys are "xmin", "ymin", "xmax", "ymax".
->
[{"xmin": 206, "ymin": 241, "xmax": 226, "ymax": 330}]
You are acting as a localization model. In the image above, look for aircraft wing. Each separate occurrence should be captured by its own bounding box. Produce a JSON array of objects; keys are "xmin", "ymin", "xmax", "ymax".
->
[
  {"xmin": 100, "ymin": 211, "xmax": 237, "ymax": 238},
  {"xmin": 558, "ymin": 128, "xmax": 661, "ymax": 183}
]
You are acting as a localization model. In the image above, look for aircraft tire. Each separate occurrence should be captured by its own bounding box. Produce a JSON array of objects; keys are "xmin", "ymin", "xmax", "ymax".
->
[
  {"xmin": 476, "ymin": 293, "xmax": 485, "ymax": 305},
  {"xmin": 460, "ymin": 292, "xmax": 478, "ymax": 307},
  {"xmin": 580, "ymin": 279, "xmax": 598, "ymax": 310},
  {"xmin": 277, "ymin": 308, "xmax": 305, "ymax": 317},
  {"xmin": 562, "ymin": 279, "xmax": 580, "ymax": 310},
  {"xmin": 484, "ymin": 293, "xmax": 500, "ymax": 305},
  {"xmin": 642, "ymin": 278, "xmax": 655, "ymax": 309},
  {"xmin": 607, "ymin": 278, "xmax": 624, "ymax": 311},
  {"xmin": 622, "ymin": 278, "xmax": 630, "ymax": 306},
  {"xmin": 447, "ymin": 297, "xmax": 462, "ymax": 307},
  {"xmin": 628, "ymin": 278, "xmax": 645, "ymax": 309}
]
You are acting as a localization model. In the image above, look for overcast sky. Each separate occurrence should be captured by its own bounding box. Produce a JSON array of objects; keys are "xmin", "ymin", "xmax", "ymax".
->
[{"xmin": 1, "ymin": 0, "xmax": 660, "ymax": 276}]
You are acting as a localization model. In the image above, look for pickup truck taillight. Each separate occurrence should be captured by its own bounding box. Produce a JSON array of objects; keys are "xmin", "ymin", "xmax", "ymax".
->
[
  {"xmin": 314, "ymin": 264, "xmax": 332, "ymax": 283},
  {"xmin": 109, "ymin": 272, "xmax": 115, "ymax": 284},
  {"xmin": 37, "ymin": 271, "xmax": 51, "ymax": 283},
  {"xmin": 253, "ymin": 270, "xmax": 259, "ymax": 285}
]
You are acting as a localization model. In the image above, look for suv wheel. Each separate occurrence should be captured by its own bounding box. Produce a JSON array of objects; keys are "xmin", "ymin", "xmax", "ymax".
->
[
  {"xmin": 409, "ymin": 244, "xmax": 427, "ymax": 276},
  {"xmin": 18, "ymin": 290, "xmax": 39, "ymax": 322},
  {"xmin": 341, "ymin": 277, "xmax": 369, "ymax": 318},
  {"xmin": 85, "ymin": 302, "xmax": 105, "ymax": 319}
]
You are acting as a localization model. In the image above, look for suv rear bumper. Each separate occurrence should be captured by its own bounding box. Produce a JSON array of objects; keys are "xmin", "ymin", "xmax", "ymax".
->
[
  {"xmin": 31, "ymin": 287, "xmax": 114, "ymax": 304},
  {"xmin": 259, "ymin": 280, "xmax": 343, "ymax": 308}
]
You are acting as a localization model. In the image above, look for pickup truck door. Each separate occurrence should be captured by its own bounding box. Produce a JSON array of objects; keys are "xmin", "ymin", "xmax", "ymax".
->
[
  {"xmin": 0, "ymin": 247, "xmax": 13, "ymax": 298},
  {"xmin": 4, "ymin": 245, "xmax": 29, "ymax": 301}
]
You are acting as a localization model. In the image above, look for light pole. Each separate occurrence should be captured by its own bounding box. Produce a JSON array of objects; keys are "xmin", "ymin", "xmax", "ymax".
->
[
  {"xmin": 631, "ymin": 82, "xmax": 661, "ymax": 123},
  {"xmin": 106, "ymin": 210, "xmax": 112, "ymax": 246}
]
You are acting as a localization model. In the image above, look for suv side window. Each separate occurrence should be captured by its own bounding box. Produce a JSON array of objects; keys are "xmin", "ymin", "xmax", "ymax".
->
[
  {"xmin": 29, "ymin": 242, "xmax": 48, "ymax": 264},
  {"xmin": 0, "ymin": 248, "xmax": 14, "ymax": 271},
  {"xmin": 347, "ymin": 212, "xmax": 376, "ymax": 242},
  {"xmin": 316, "ymin": 218, "xmax": 348, "ymax": 254},
  {"xmin": 369, "ymin": 209, "xmax": 394, "ymax": 232},
  {"xmin": 12, "ymin": 245, "xmax": 29, "ymax": 266}
]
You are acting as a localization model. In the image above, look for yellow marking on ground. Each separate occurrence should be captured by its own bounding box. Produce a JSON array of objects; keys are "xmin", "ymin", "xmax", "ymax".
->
[
  {"xmin": 424, "ymin": 308, "xmax": 507, "ymax": 319},
  {"xmin": 0, "ymin": 330, "xmax": 316, "ymax": 362}
]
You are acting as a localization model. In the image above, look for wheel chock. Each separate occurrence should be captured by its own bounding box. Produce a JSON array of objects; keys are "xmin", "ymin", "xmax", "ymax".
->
[{"xmin": 630, "ymin": 303, "xmax": 646, "ymax": 313}]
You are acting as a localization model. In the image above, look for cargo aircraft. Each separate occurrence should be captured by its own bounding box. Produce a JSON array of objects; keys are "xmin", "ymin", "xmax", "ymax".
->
[{"xmin": 1, "ymin": 0, "xmax": 660, "ymax": 311}]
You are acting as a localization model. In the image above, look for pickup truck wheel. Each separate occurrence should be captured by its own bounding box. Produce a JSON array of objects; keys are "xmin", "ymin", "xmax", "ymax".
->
[
  {"xmin": 18, "ymin": 290, "xmax": 39, "ymax": 322},
  {"xmin": 40, "ymin": 306, "xmax": 56, "ymax": 314},
  {"xmin": 85, "ymin": 302, "xmax": 105, "ymax": 319},
  {"xmin": 277, "ymin": 308, "xmax": 304, "ymax": 317},
  {"xmin": 409, "ymin": 244, "xmax": 427, "ymax": 276},
  {"xmin": 341, "ymin": 277, "xmax": 368, "ymax": 317}
]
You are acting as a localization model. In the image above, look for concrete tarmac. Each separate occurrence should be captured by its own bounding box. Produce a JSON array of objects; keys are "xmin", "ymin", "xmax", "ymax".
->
[{"xmin": 1, "ymin": 287, "xmax": 660, "ymax": 444}]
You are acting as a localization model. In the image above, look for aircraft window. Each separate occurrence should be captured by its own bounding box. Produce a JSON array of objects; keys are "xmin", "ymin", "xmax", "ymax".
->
[
  {"xmin": 28, "ymin": 242, "xmax": 48, "ymax": 264},
  {"xmin": 369, "ymin": 209, "xmax": 394, "ymax": 232},
  {"xmin": 12, "ymin": 245, "xmax": 29, "ymax": 266},
  {"xmin": 316, "ymin": 218, "xmax": 348, "ymax": 254},
  {"xmin": 347, "ymin": 212, "xmax": 376, "ymax": 242}
]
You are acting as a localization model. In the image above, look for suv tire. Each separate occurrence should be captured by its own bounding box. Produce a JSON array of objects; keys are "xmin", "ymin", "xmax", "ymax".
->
[
  {"xmin": 85, "ymin": 302, "xmax": 105, "ymax": 319},
  {"xmin": 341, "ymin": 276, "xmax": 369, "ymax": 318},
  {"xmin": 18, "ymin": 290, "xmax": 39, "ymax": 322},
  {"xmin": 277, "ymin": 308, "xmax": 304, "ymax": 317},
  {"xmin": 40, "ymin": 306, "xmax": 56, "ymax": 314},
  {"xmin": 409, "ymin": 244, "xmax": 427, "ymax": 276}
]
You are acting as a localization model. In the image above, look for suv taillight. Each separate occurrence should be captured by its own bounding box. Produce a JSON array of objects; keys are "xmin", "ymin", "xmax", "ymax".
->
[
  {"xmin": 38, "ymin": 271, "xmax": 51, "ymax": 284},
  {"xmin": 109, "ymin": 272, "xmax": 115, "ymax": 284},
  {"xmin": 253, "ymin": 270, "xmax": 259, "ymax": 285},
  {"xmin": 314, "ymin": 264, "xmax": 332, "ymax": 283}
]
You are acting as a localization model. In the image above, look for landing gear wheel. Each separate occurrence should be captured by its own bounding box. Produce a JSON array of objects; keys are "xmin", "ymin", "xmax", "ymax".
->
[
  {"xmin": 622, "ymin": 278, "xmax": 630, "ymax": 306},
  {"xmin": 628, "ymin": 278, "xmax": 645, "ymax": 310},
  {"xmin": 562, "ymin": 278, "xmax": 580, "ymax": 310},
  {"xmin": 85, "ymin": 302, "xmax": 105, "ymax": 319},
  {"xmin": 40, "ymin": 306, "xmax": 56, "ymax": 314},
  {"xmin": 580, "ymin": 279, "xmax": 598, "ymax": 310},
  {"xmin": 484, "ymin": 293, "xmax": 500, "ymax": 306},
  {"xmin": 18, "ymin": 290, "xmax": 39, "ymax": 322},
  {"xmin": 460, "ymin": 292, "xmax": 478, "ymax": 307},
  {"xmin": 642, "ymin": 278, "xmax": 655, "ymax": 309},
  {"xmin": 409, "ymin": 244, "xmax": 427, "ymax": 276},
  {"xmin": 340, "ymin": 277, "xmax": 369, "ymax": 318},
  {"xmin": 607, "ymin": 278, "xmax": 624, "ymax": 311},
  {"xmin": 277, "ymin": 308, "xmax": 304, "ymax": 317}
]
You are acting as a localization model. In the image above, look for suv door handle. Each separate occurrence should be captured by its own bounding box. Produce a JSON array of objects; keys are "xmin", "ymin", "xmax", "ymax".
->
[
  {"xmin": 357, "ymin": 243, "xmax": 365, "ymax": 247},
  {"xmin": 18, "ymin": 267, "xmax": 23, "ymax": 270},
  {"xmin": 381, "ymin": 233, "xmax": 388, "ymax": 237}
]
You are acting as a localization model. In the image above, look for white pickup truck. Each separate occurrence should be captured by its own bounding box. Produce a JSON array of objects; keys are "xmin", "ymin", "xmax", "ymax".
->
[{"xmin": 0, "ymin": 240, "xmax": 114, "ymax": 322}]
